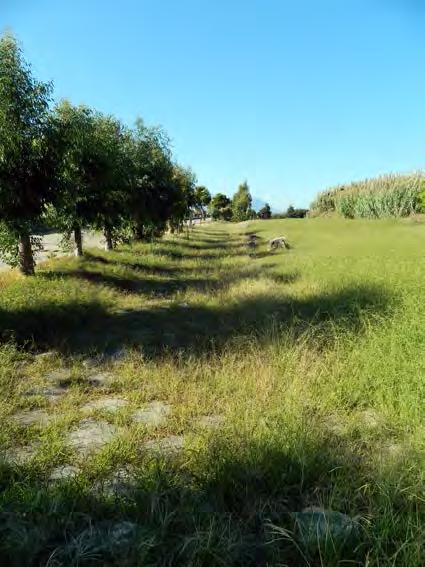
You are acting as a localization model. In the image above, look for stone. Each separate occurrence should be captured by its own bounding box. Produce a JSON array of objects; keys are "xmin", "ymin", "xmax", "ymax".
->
[
  {"xmin": 49, "ymin": 465, "xmax": 81, "ymax": 481},
  {"xmin": 34, "ymin": 351, "xmax": 56, "ymax": 362},
  {"xmin": 81, "ymin": 397, "xmax": 128, "ymax": 413},
  {"xmin": 132, "ymin": 401, "xmax": 171, "ymax": 427},
  {"xmin": 44, "ymin": 368, "xmax": 72, "ymax": 384},
  {"xmin": 3, "ymin": 442, "xmax": 41, "ymax": 465},
  {"xmin": 86, "ymin": 372, "xmax": 115, "ymax": 388},
  {"xmin": 108, "ymin": 521, "xmax": 138, "ymax": 546},
  {"xmin": 293, "ymin": 507, "xmax": 359, "ymax": 548},
  {"xmin": 143, "ymin": 435, "xmax": 184, "ymax": 455},
  {"xmin": 12, "ymin": 409, "xmax": 53, "ymax": 427},
  {"xmin": 82, "ymin": 357, "xmax": 101, "ymax": 369},
  {"xmin": 68, "ymin": 419, "xmax": 117, "ymax": 454},
  {"xmin": 196, "ymin": 415, "xmax": 225, "ymax": 429},
  {"xmin": 99, "ymin": 467, "xmax": 136, "ymax": 497},
  {"xmin": 25, "ymin": 386, "xmax": 67, "ymax": 402}
]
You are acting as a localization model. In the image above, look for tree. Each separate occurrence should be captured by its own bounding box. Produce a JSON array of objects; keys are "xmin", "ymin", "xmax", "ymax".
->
[
  {"xmin": 258, "ymin": 203, "xmax": 272, "ymax": 219},
  {"xmin": 232, "ymin": 181, "xmax": 252, "ymax": 221},
  {"xmin": 128, "ymin": 119, "xmax": 176, "ymax": 240},
  {"xmin": 52, "ymin": 102, "xmax": 132, "ymax": 254},
  {"xmin": 194, "ymin": 185, "xmax": 211, "ymax": 220},
  {"xmin": 51, "ymin": 101, "xmax": 98, "ymax": 256},
  {"xmin": 209, "ymin": 193, "xmax": 232, "ymax": 221},
  {"xmin": 0, "ymin": 33, "xmax": 58, "ymax": 274},
  {"xmin": 168, "ymin": 165, "xmax": 197, "ymax": 233}
]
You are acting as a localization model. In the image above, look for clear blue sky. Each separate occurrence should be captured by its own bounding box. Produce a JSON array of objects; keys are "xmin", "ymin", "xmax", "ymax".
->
[{"xmin": 2, "ymin": 0, "xmax": 425, "ymax": 210}]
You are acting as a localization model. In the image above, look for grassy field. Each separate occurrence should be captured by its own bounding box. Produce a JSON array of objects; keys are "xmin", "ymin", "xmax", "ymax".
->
[{"xmin": 1, "ymin": 218, "xmax": 425, "ymax": 565}]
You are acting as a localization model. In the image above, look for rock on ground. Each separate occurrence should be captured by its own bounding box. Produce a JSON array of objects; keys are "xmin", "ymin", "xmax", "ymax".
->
[
  {"xmin": 86, "ymin": 372, "xmax": 116, "ymax": 388},
  {"xmin": 49, "ymin": 465, "xmax": 81, "ymax": 481},
  {"xmin": 68, "ymin": 419, "xmax": 117, "ymax": 455},
  {"xmin": 81, "ymin": 397, "xmax": 128, "ymax": 413},
  {"xmin": 44, "ymin": 368, "xmax": 72, "ymax": 385},
  {"xmin": 132, "ymin": 401, "xmax": 171, "ymax": 427},
  {"xmin": 25, "ymin": 386, "xmax": 67, "ymax": 403},
  {"xmin": 196, "ymin": 415, "xmax": 225, "ymax": 429},
  {"xmin": 12, "ymin": 409, "xmax": 53, "ymax": 427},
  {"xmin": 143, "ymin": 435, "xmax": 184, "ymax": 456},
  {"xmin": 293, "ymin": 507, "xmax": 359, "ymax": 548}
]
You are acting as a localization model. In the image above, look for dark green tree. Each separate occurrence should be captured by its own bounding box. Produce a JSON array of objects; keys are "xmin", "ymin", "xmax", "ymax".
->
[
  {"xmin": 0, "ymin": 33, "xmax": 59, "ymax": 274},
  {"xmin": 194, "ymin": 185, "xmax": 211, "ymax": 220},
  {"xmin": 258, "ymin": 203, "xmax": 272, "ymax": 219},
  {"xmin": 209, "ymin": 193, "xmax": 232, "ymax": 220}
]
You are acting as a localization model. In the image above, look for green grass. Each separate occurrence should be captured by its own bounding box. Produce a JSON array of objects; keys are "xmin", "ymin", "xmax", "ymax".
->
[{"xmin": 1, "ymin": 218, "xmax": 425, "ymax": 565}]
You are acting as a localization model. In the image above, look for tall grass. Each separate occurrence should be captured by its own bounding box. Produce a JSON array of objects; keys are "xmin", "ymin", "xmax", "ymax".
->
[{"xmin": 310, "ymin": 172, "xmax": 425, "ymax": 218}]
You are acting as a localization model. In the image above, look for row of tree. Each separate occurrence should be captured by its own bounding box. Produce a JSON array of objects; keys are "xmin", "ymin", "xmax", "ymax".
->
[{"xmin": 0, "ymin": 33, "xmax": 212, "ymax": 275}]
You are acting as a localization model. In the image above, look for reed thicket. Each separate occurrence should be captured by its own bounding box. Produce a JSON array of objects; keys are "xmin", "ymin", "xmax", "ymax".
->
[{"xmin": 310, "ymin": 172, "xmax": 425, "ymax": 218}]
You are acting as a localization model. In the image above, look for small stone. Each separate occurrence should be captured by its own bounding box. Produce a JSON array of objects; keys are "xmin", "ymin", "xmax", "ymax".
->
[
  {"xmin": 68, "ymin": 419, "xmax": 117, "ymax": 454},
  {"xmin": 143, "ymin": 435, "xmax": 184, "ymax": 455},
  {"xmin": 49, "ymin": 465, "xmax": 81, "ymax": 481},
  {"xmin": 12, "ymin": 409, "xmax": 53, "ymax": 427},
  {"xmin": 44, "ymin": 368, "xmax": 72, "ymax": 384},
  {"xmin": 179, "ymin": 302, "xmax": 189, "ymax": 308},
  {"xmin": 86, "ymin": 372, "xmax": 115, "ymax": 388},
  {"xmin": 197, "ymin": 415, "xmax": 225, "ymax": 429},
  {"xmin": 81, "ymin": 397, "xmax": 128, "ymax": 413},
  {"xmin": 132, "ymin": 401, "xmax": 171, "ymax": 427},
  {"xmin": 293, "ymin": 508, "xmax": 359, "ymax": 548}
]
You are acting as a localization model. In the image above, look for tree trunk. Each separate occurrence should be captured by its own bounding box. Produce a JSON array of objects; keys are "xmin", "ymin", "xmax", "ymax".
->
[
  {"xmin": 74, "ymin": 225, "xmax": 83, "ymax": 257},
  {"xmin": 18, "ymin": 232, "xmax": 35, "ymax": 276},
  {"xmin": 104, "ymin": 225, "xmax": 114, "ymax": 251},
  {"xmin": 134, "ymin": 222, "xmax": 145, "ymax": 241}
]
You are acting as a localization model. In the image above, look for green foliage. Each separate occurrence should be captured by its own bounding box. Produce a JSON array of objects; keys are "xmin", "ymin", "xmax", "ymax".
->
[
  {"xmin": 0, "ymin": 32, "xmax": 201, "ymax": 266},
  {"xmin": 0, "ymin": 33, "xmax": 60, "ymax": 272},
  {"xmin": 194, "ymin": 185, "xmax": 211, "ymax": 218},
  {"xmin": 232, "ymin": 181, "xmax": 252, "ymax": 221},
  {"xmin": 310, "ymin": 173, "xmax": 425, "ymax": 219},
  {"xmin": 209, "ymin": 193, "xmax": 233, "ymax": 220}
]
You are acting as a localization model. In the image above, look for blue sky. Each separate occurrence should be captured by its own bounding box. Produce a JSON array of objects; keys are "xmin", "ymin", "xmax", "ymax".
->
[{"xmin": 2, "ymin": 0, "xmax": 425, "ymax": 210}]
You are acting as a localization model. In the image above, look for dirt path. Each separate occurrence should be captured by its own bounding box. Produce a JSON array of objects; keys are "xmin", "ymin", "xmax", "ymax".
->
[{"xmin": 0, "ymin": 231, "xmax": 104, "ymax": 271}]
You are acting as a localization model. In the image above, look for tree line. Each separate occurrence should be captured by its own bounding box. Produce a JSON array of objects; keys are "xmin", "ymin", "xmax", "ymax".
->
[
  {"xmin": 0, "ymin": 33, "xmax": 212, "ymax": 275},
  {"xmin": 208, "ymin": 181, "xmax": 273, "ymax": 221}
]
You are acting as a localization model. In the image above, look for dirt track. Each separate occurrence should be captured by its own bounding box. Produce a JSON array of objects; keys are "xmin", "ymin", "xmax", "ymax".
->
[{"xmin": 0, "ymin": 231, "xmax": 103, "ymax": 271}]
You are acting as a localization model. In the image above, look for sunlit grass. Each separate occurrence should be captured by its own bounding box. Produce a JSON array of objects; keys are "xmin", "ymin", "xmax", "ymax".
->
[{"xmin": 0, "ymin": 219, "xmax": 425, "ymax": 565}]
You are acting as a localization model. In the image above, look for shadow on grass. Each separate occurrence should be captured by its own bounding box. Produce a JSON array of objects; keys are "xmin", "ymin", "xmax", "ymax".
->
[
  {"xmin": 38, "ymin": 270, "xmax": 228, "ymax": 297},
  {"xmin": 0, "ymin": 283, "xmax": 392, "ymax": 357},
  {"xmin": 0, "ymin": 434, "xmax": 379, "ymax": 566}
]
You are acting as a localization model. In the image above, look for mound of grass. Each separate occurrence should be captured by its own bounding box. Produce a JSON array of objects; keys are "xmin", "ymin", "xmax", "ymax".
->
[{"xmin": 0, "ymin": 220, "xmax": 425, "ymax": 565}]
